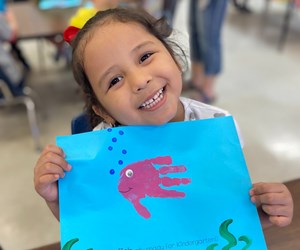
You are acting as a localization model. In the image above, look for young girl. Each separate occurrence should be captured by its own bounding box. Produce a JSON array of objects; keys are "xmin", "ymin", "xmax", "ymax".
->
[{"xmin": 34, "ymin": 8, "xmax": 293, "ymax": 230}]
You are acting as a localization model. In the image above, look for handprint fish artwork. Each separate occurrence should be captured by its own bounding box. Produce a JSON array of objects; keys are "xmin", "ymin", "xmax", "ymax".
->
[
  {"xmin": 57, "ymin": 117, "xmax": 268, "ymax": 250},
  {"xmin": 118, "ymin": 156, "xmax": 191, "ymax": 218}
]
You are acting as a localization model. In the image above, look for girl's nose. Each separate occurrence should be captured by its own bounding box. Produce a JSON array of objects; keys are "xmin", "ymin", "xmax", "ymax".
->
[{"xmin": 129, "ymin": 69, "xmax": 152, "ymax": 93}]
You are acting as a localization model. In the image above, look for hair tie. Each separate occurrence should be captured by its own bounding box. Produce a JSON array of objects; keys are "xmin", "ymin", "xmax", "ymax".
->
[
  {"xmin": 63, "ymin": 7, "xmax": 98, "ymax": 44},
  {"xmin": 63, "ymin": 26, "xmax": 80, "ymax": 44}
]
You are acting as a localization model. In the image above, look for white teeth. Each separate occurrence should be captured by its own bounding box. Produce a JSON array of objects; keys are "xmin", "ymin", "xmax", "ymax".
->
[{"xmin": 140, "ymin": 88, "xmax": 164, "ymax": 109}]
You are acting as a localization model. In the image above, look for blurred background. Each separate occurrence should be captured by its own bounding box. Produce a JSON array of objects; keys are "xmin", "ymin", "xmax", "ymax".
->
[{"xmin": 0, "ymin": 0, "xmax": 299, "ymax": 249}]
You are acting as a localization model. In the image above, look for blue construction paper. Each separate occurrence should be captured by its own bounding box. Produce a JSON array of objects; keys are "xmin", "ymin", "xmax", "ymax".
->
[{"xmin": 57, "ymin": 116, "xmax": 267, "ymax": 250}]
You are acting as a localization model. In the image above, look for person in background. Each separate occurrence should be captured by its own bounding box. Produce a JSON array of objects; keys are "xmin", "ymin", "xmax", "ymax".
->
[
  {"xmin": 188, "ymin": 0, "xmax": 228, "ymax": 104},
  {"xmin": 10, "ymin": 38, "xmax": 31, "ymax": 71},
  {"xmin": 162, "ymin": 0, "xmax": 178, "ymax": 26},
  {"xmin": 91, "ymin": 0, "xmax": 119, "ymax": 9},
  {"xmin": 232, "ymin": 0, "xmax": 252, "ymax": 14},
  {"xmin": 0, "ymin": 7, "xmax": 25, "ymax": 96},
  {"xmin": 68, "ymin": 0, "xmax": 133, "ymax": 32},
  {"xmin": 34, "ymin": 8, "xmax": 293, "ymax": 231},
  {"xmin": 6, "ymin": 0, "xmax": 31, "ymax": 70}
]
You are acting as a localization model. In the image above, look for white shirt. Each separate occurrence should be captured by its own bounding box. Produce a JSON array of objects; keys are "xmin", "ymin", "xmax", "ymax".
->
[{"xmin": 93, "ymin": 97, "xmax": 243, "ymax": 146}]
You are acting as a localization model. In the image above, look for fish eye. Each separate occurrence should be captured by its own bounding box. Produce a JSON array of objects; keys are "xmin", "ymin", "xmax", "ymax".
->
[{"xmin": 125, "ymin": 169, "xmax": 134, "ymax": 178}]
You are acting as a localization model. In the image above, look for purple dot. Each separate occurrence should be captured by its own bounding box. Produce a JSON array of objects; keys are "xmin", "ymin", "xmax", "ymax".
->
[
  {"xmin": 112, "ymin": 137, "xmax": 117, "ymax": 142},
  {"xmin": 119, "ymin": 130, "xmax": 124, "ymax": 135},
  {"xmin": 110, "ymin": 169, "xmax": 115, "ymax": 175},
  {"xmin": 122, "ymin": 149, "xmax": 127, "ymax": 154},
  {"xmin": 108, "ymin": 146, "xmax": 113, "ymax": 151},
  {"xmin": 118, "ymin": 160, "xmax": 123, "ymax": 165}
]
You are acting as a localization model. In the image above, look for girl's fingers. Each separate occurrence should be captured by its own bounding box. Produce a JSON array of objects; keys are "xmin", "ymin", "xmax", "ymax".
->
[
  {"xmin": 39, "ymin": 162, "xmax": 66, "ymax": 178},
  {"xmin": 35, "ymin": 153, "xmax": 71, "ymax": 174},
  {"xmin": 251, "ymin": 182, "xmax": 287, "ymax": 195},
  {"xmin": 269, "ymin": 215, "xmax": 293, "ymax": 227},
  {"xmin": 34, "ymin": 173, "xmax": 59, "ymax": 196},
  {"xmin": 251, "ymin": 182, "xmax": 293, "ymax": 228},
  {"xmin": 34, "ymin": 173, "xmax": 60, "ymax": 201},
  {"xmin": 40, "ymin": 144, "xmax": 65, "ymax": 158},
  {"xmin": 37, "ymin": 151, "xmax": 66, "ymax": 167},
  {"xmin": 37, "ymin": 173, "xmax": 60, "ymax": 187},
  {"xmin": 34, "ymin": 165, "xmax": 64, "ymax": 191},
  {"xmin": 251, "ymin": 192, "xmax": 291, "ymax": 206},
  {"xmin": 262, "ymin": 204, "xmax": 292, "ymax": 217}
]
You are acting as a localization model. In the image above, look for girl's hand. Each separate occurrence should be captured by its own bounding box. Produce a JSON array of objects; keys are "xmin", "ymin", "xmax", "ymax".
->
[
  {"xmin": 250, "ymin": 182, "xmax": 293, "ymax": 228},
  {"xmin": 34, "ymin": 144, "xmax": 71, "ymax": 203}
]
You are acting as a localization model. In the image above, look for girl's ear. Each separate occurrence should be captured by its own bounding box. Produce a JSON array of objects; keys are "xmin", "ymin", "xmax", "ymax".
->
[{"xmin": 92, "ymin": 105, "xmax": 116, "ymax": 126}]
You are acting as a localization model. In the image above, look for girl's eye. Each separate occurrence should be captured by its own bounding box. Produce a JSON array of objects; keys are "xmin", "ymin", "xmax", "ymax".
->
[
  {"xmin": 109, "ymin": 76, "xmax": 123, "ymax": 88},
  {"xmin": 140, "ymin": 52, "xmax": 153, "ymax": 63}
]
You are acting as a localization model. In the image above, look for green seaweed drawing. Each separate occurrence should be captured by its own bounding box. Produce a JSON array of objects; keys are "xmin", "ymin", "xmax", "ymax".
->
[
  {"xmin": 220, "ymin": 219, "xmax": 237, "ymax": 249},
  {"xmin": 206, "ymin": 219, "xmax": 252, "ymax": 250},
  {"xmin": 62, "ymin": 238, "xmax": 93, "ymax": 250},
  {"xmin": 62, "ymin": 238, "xmax": 79, "ymax": 250},
  {"xmin": 238, "ymin": 236, "xmax": 252, "ymax": 250},
  {"xmin": 206, "ymin": 243, "xmax": 219, "ymax": 250},
  {"xmin": 64, "ymin": 219, "xmax": 252, "ymax": 250}
]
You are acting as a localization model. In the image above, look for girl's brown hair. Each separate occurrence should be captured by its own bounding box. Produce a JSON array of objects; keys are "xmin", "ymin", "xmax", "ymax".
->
[{"xmin": 71, "ymin": 8, "xmax": 186, "ymax": 128}]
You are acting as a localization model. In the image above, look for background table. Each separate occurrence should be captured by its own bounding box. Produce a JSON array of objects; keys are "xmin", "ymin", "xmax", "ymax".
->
[
  {"xmin": 8, "ymin": 1, "xmax": 76, "ymax": 40},
  {"xmin": 8, "ymin": 1, "xmax": 77, "ymax": 69}
]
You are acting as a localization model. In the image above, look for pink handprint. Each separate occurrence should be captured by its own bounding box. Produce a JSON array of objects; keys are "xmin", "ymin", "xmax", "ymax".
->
[{"xmin": 118, "ymin": 156, "xmax": 191, "ymax": 219}]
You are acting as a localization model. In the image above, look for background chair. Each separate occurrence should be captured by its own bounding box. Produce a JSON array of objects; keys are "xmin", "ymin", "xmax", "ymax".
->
[
  {"xmin": 71, "ymin": 111, "xmax": 92, "ymax": 134},
  {"xmin": 264, "ymin": 0, "xmax": 299, "ymax": 50},
  {"xmin": 0, "ymin": 69, "xmax": 41, "ymax": 150}
]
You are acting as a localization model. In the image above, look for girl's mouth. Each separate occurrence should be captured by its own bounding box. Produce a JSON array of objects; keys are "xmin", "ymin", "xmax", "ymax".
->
[{"xmin": 139, "ymin": 87, "xmax": 165, "ymax": 110}]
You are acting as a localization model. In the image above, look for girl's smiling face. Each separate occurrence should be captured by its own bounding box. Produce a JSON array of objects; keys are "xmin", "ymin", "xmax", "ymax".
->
[{"xmin": 84, "ymin": 21, "xmax": 184, "ymax": 126}]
